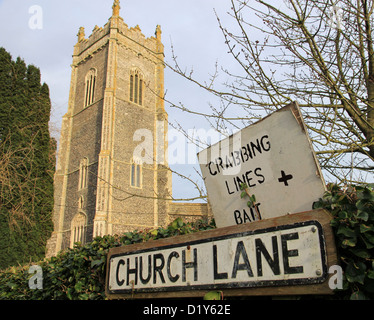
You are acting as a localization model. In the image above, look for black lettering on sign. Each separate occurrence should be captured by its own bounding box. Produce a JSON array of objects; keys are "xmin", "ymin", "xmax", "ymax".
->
[
  {"xmin": 153, "ymin": 254, "xmax": 166, "ymax": 284},
  {"xmin": 281, "ymin": 232, "xmax": 304, "ymax": 274},
  {"xmin": 233, "ymin": 204, "xmax": 262, "ymax": 224},
  {"xmin": 216, "ymin": 157, "xmax": 225, "ymax": 173},
  {"xmin": 234, "ymin": 209, "xmax": 252, "ymax": 224},
  {"xmin": 254, "ymin": 167, "xmax": 265, "ymax": 184},
  {"xmin": 139, "ymin": 255, "xmax": 152, "ymax": 284},
  {"xmin": 255, "ymin": 236, "xmax": 280, "ymax": 277},
  {"xmin": 126, "ymin": 257, "xmax": 138, "ymax": 286},
  {"xmin": 224, "ymin": 168, "xmax": 266, "ymax": 196},
  {"xmin": 225, "ymin": 154, "xmax": 234, "ymax": 169},
  {"xmin": 225, "ymin": 181, "xmax": 235, "ymax": 195},
  {"xmin": 207, "ymin": 161, "xmax": 217, "ymax": 176},
  {"xmin": 116, "ymin": 259, "xmax": 125, "ymax": 286},
  {"xmin": 261, "ymin": 135, "xmax": 271, "ymax": 151},
  {"xmin": 182, "ymin": 248, "xmax": 198, "ymax": 282},
  {"xmin": 231, "ymin": 241, "xmax": 254, "ymax": 279},
  {"xmin": 213, "ymin": 245, "xmax": 228, "ymax": 280},
  {"xmin": 167, "ymin": 251, "xmax": 180, "ymax": 283},
  {"xmin": 206, "ymin": 135, "xmax": 271, "ymax": 177}
]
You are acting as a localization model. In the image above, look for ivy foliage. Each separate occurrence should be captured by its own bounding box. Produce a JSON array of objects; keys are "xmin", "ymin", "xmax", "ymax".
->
[
  {"xmin": 313, "ymin": 183, "xmax": 374, "ymax": 300},
  {"xmin": 0, "ymin": 218, "xmax": 215, "ymax": 300},
  {"xmin": 2, "ymin": 183, "xmax": 374, "ymax": 300}
]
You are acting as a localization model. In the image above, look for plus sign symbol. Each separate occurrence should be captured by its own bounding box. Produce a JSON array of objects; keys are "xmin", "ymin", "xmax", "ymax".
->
[{"xmin": 278, "ymin": 170, "xmax": 293, "ymax": 186}]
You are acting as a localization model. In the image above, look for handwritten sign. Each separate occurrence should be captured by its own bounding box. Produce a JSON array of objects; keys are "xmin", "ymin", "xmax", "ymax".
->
[
  {"xmin": 197, "ymin": 102, "xmax": 326, "ymax": 228},
  {"xmin": 105, "ymin": 209, "xmax": 337, "ymax": 299}
]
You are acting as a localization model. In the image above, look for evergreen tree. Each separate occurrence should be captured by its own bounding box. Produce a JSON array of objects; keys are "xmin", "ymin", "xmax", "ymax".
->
[{"xmin": 0, "ymin": 47, "xmax": 55, "ymax": 269}]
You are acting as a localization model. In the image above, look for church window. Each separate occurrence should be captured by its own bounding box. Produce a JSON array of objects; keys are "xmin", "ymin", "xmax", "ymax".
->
[
  {"xmin": 129, "ymin": 69, "xmax": 144, "ymax": 106},
  {"xmin": 78, "ymin": 158, "xmax": 88, "ymax": 190},
  {"xmin": 70, "ymin": 212, "xmax": 87, "ymax": 247},
  {"xmin": 84, "ymin": 68, "xmax": 97, "ymax": 107},
  {"xmin": 78, "ymin": 196, "xmax": 84, "ymax": 209},
  {"xmin": 130, "ymin": 162, "xmax": 142, "ymax": 188}
]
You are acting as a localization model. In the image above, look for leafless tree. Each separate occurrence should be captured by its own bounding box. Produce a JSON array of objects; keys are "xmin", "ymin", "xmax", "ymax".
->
[{"xmin": 167, "ymin": 0, "xmax": 374, "ymax": 184}]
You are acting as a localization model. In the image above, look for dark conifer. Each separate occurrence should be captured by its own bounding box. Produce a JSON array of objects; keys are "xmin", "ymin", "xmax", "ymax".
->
[{"xmin": 0, "ymin": 47, "xmax": 55, "ymax": 269}]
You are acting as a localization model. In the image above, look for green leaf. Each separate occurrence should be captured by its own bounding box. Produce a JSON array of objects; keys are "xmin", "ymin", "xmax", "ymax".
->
[
  {"xmin": 240, "ymin": 183, "xmax": 248, "ymax": 190},
  {"xmin": 338, "ymin": 210, "xmax": 349, "ymax": 219},
  {"xmin": 346, "ymin": 262, "xmax": 366, "ymax": 284},
  {"xmin": 150, "ymin": 229, "xmax": 158, "ymax": 237},
  {"xmin": 342, "ymin": 238, "xmax": 357, "ymax": 247},
  {"xmin": 368, "ymin": 269, "xmax": 374, "ymax": 280},
  {"xmin": 356, "ymin": 199, "xmax": 368, "ymax": 210},
  {"xmin": 350, "ymin": 291, "xmax": 367, "ymax": 300},
  {"xmin": 79, "ymin": 293, "xmax": 89, "ymax": 300},
  {"xmin": 203, "ymin": 291, "xmax": 223, "ymax": 300},
  {"xmin": 362, "ymin": 235, "xmax": 374, "ymax": 249},
  {"xmin": 6, "ymin": 282, "xmax": 17, "ymax": 290},
  {"xmin": 171, "ymin": 220, "xmax": 178, "ymax": 230},
  {"xmin": 312, "ymin": 200, "xmax": 323, "ymax": 209},
  {"xmin": 241, "ymin": 191, "xmax": 246, "ymax": 198},
  {"xmin": 74, "ymin": 281, "xmax": 84, "ymax": 293},
  {"xmin": 177, "ymin": 217, "xmax": 184, "ymax": 227},
  {"xmin": 337, "ymin": 225, "xmax": 356, "ymax": 238},
  {"xmin": 67, "ymin": 287, "xmax": 74, "ymax": 300},
  {"xmin": 358, "ymin": 188, "xmax": 374, "ymax": 201},
  {"xmin": 360, "ymin": 224, "xmax": 374, "ymax": 233},
  {"xmin": 364, "ymin": 232, "xmax": 374, "ymax": 245},
  {"xmin": 349, "ymin": 248, "xmax": 370, "ymax": 258},
  {"xmin": 91, "ymin": 259, "xmax": 103, "ymax": 268},
  {"xmin": 357, "ymin": 210, "xmax": 369, "ymax": 221}
]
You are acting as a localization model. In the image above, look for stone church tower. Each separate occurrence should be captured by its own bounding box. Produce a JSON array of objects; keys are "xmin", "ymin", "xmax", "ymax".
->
[{"xmin": 46, "ymin": 1, "xmax": 172, "ymax": 256}]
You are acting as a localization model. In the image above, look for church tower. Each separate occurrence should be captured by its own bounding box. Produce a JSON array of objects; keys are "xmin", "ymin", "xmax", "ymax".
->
[{"xmin": 47, "ymin": 1, "xmax": 171, "ymax": 256}]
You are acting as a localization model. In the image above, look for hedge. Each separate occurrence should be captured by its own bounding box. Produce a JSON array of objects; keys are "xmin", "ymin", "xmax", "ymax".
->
[
  {"xmin": 313, "ymin": 183, "xmax": 374, "ymax": 300},
  {"xmin": 0, "ymin": 218, "xmax": 215, "ymax": 300},
  {"xmin": 1, "ymin": 183, "xmax": 374, "ymax": 300}
]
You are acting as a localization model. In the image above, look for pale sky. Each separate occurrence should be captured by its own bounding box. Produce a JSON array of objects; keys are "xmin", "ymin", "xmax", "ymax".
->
[{"xmin": 0, "ymin": 0, "xmax": 239, "ymax": 201}]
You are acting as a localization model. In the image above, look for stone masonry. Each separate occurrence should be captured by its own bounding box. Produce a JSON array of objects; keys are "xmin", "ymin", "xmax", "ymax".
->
[{"xmin": 46, "ymin": 1, "xmax": 211, "ymax": 257}]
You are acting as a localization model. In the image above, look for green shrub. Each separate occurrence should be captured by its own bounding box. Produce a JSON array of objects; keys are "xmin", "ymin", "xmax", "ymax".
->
[
  {"xmin": 313, "ymin": 183, "xmax": 374, "ymax": 300},
  {"xmin": 2, "ymin": 183, "xmax": 374, "ymax": 300},
  {"xmin": 0, "ymin": 218, "xmax": 215, "ymax": 300}
]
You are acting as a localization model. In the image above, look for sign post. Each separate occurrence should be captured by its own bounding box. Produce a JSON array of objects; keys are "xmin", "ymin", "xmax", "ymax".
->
[
  {"xmin": 106, "ymin": 209, "xmax": 337, "ymax": 299},
  {"xmin": 197, "ymin": 102, "xmax": 326, "ymax": 228}
]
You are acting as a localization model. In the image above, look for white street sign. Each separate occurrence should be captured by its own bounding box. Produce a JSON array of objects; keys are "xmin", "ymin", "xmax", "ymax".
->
[
  {"xmin": 107, "ymin": 220, "xmax": 327, "ymax": 294},
  {"xmin": 197, "ymin": 102, "xmax": 326, "ymax": 228}
]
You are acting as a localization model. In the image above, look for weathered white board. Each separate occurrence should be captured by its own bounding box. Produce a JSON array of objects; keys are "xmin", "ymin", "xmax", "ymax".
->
[
  {"xmin": 197, "ymin": 102, "xmax": 326, "ymax": 228},
  {"xmin": 107, "ymin": 222, "xmax": 325, "ymax": 294},
  {"xmin": 105, "ymin": 209, "xmax": 337, "ymax": 299}
]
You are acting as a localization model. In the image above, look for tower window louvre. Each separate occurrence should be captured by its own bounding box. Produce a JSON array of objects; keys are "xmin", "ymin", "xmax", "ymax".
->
[
  {"xmin": 134, "ymin": 74, "xmax": 139, "ymax": 104},
  {"xmin": 139, "ymin": 79, "xmax": 143, "ymax": 105},
  {"xmin": 84, "ymin": 69, "xmax": 97, "ymax": 107},
  {"xmin": 130, "ymin": 161, "xmax": 142, "ymax": 188},
  {"xmin": 130, "ymin": 74, "xmax": 134, "ymax": 102},
  {"xmin": 70, "ymin": 212, "xmax": 87, "ymax": 247},
  {"xmin": 78, "ymin": 158, "xmax": 88, "ymax": 190},
  {"xmin": 129, "ymin": 69, "xmax": 144, "ymax": 106}
]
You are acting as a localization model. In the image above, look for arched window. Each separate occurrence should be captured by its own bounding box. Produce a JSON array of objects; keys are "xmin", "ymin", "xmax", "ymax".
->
[
  {"xmin": 130, "ymin": 161, "xmax": 142, "ymax": 188},
  {"xmin": 84, "ymin": 68, "xmax": 97, "ymax": 107},
  {"xmin": 129, "ymin": 69, "xmax": 143, "ymax": 105},
  {"xmin": 78, "ymin": 158, "xmax": 88, "ymax": 190},
  {"xmin": 70, "ymin": 212, "xmax": 87, "ymax": 247}
]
